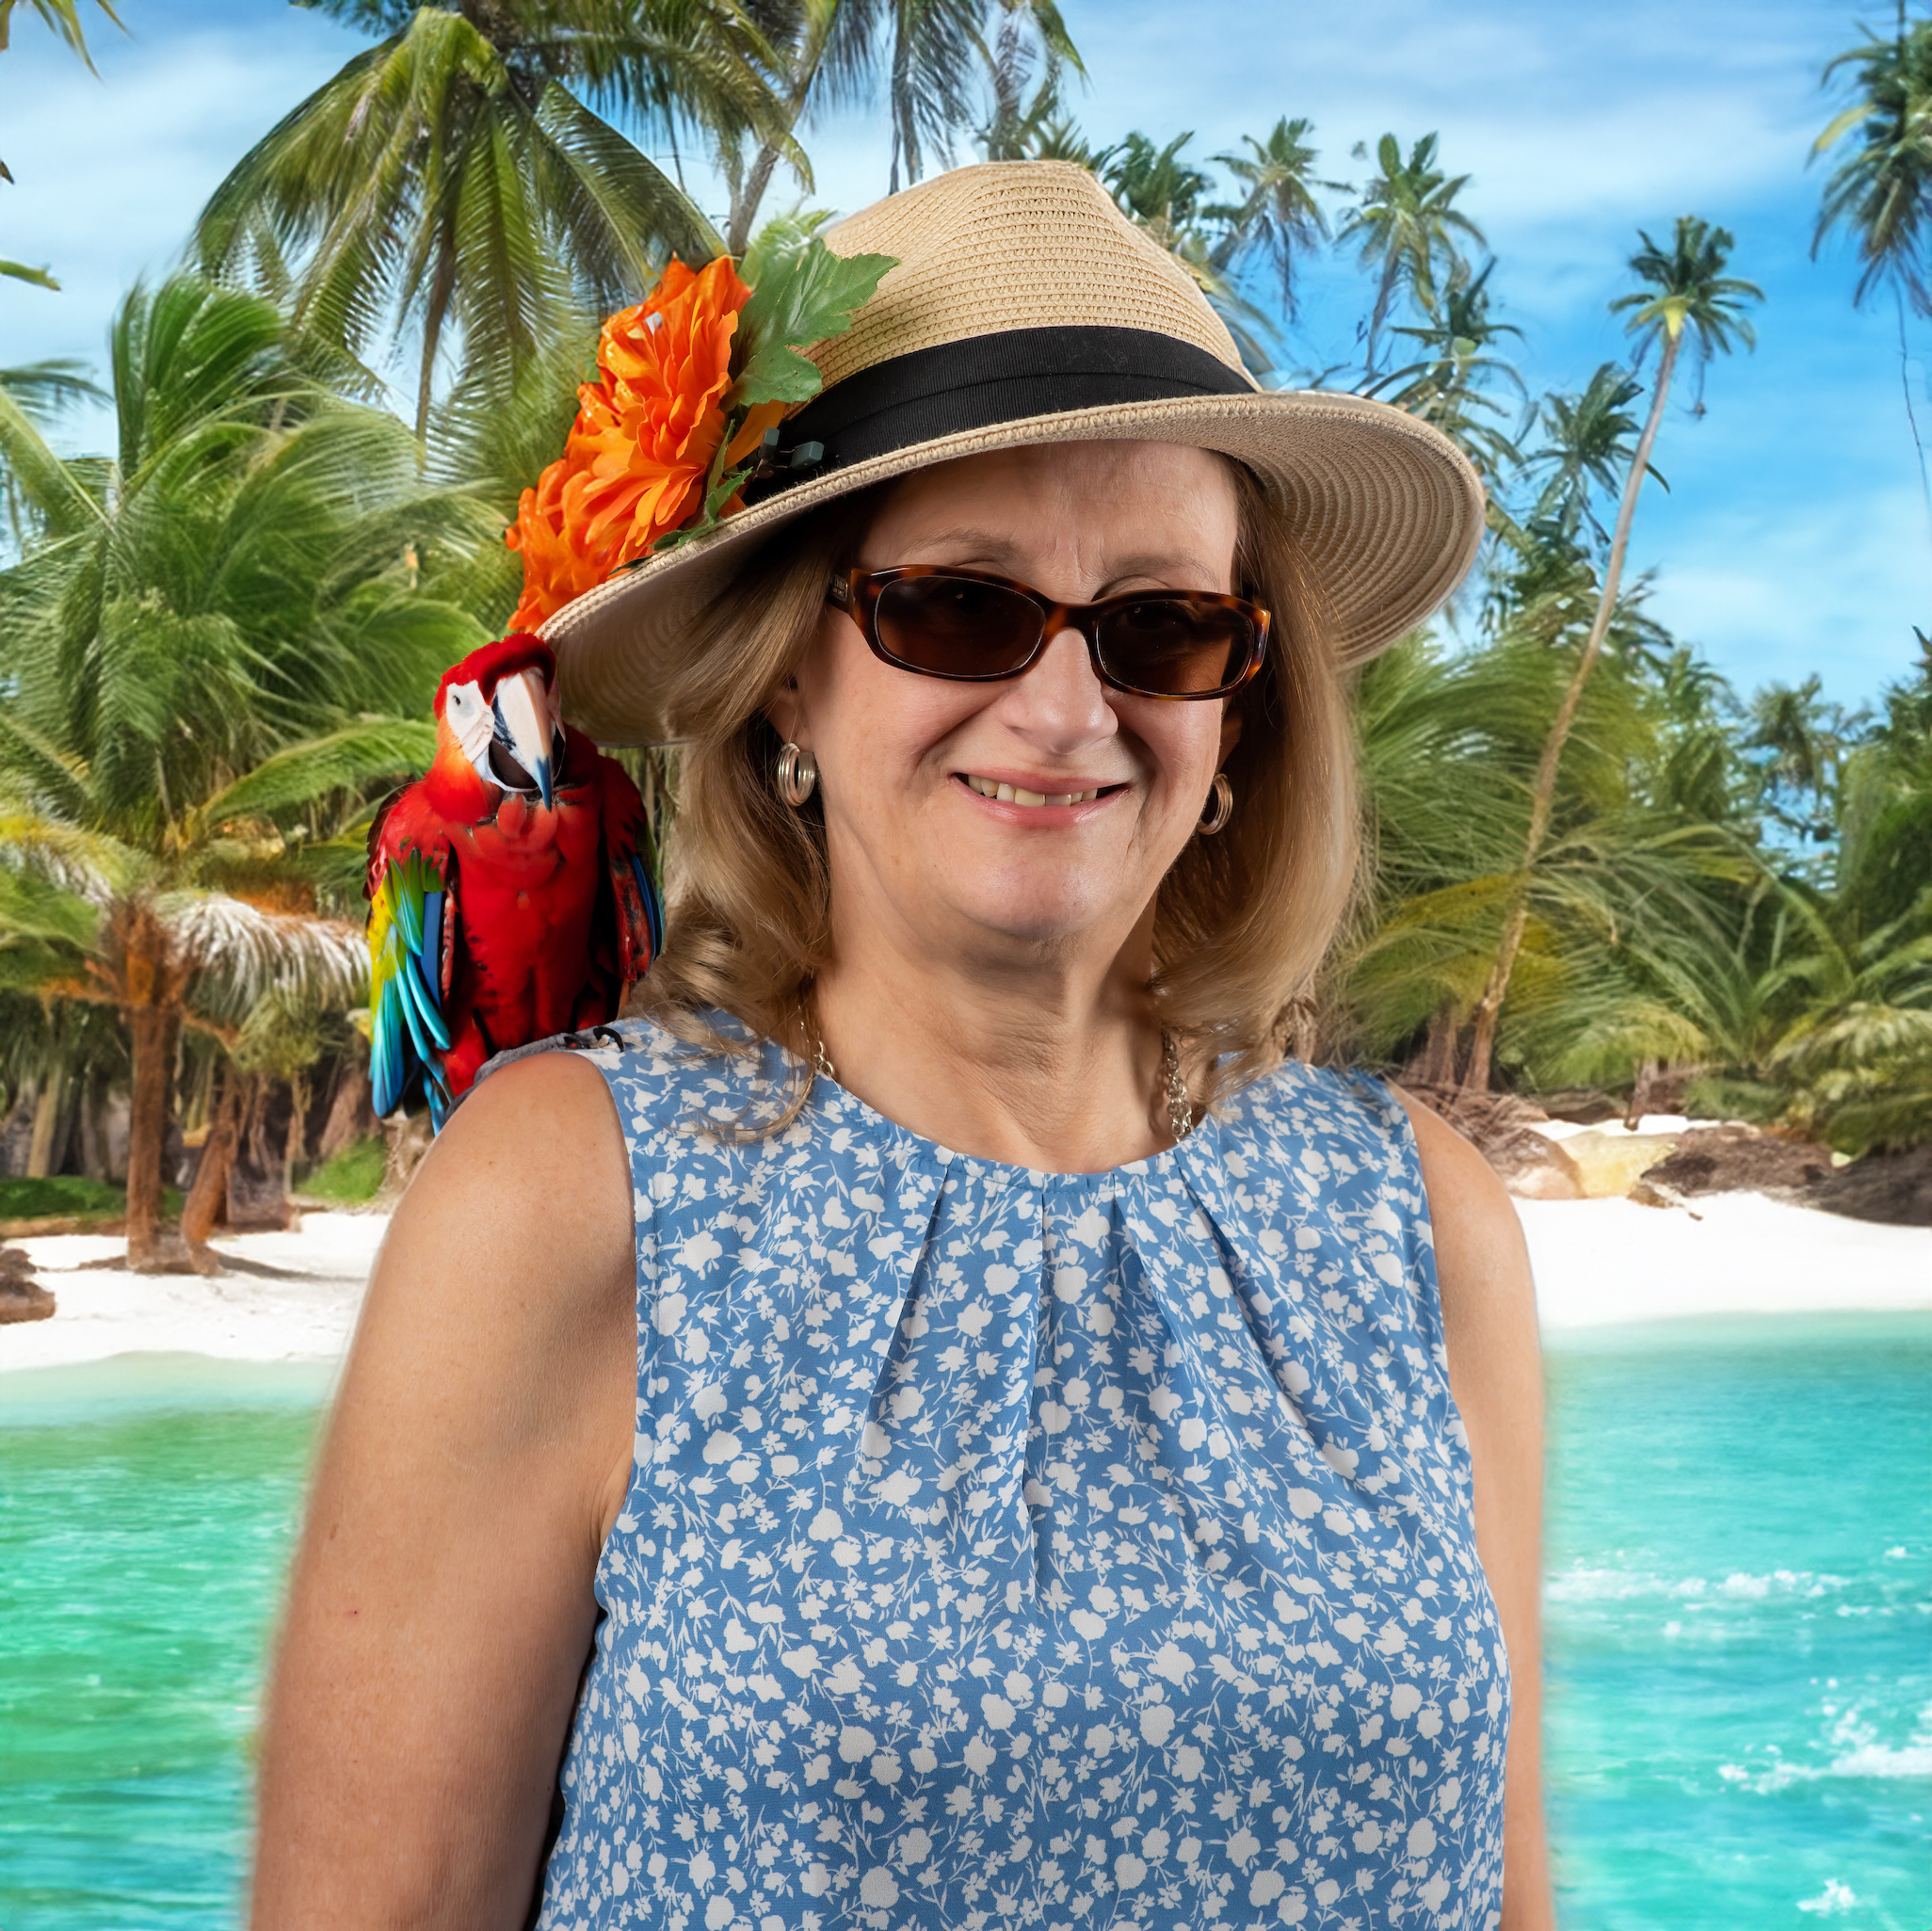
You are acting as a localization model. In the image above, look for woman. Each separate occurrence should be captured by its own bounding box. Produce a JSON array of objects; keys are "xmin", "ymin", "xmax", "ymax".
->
[{"xmin": 252, "ymin": 163, "xmax": 1552, "ymax": 1929}]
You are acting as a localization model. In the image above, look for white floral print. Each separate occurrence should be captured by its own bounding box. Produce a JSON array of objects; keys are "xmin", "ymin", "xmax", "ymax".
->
[{"xmin": 532, "ymin": 1014, "xmax": 1508, "ymax": 1930}]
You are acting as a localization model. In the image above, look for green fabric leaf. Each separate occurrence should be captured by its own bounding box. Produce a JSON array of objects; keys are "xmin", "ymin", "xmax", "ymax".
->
[
  {"xmin": 648, "ymin": 461, "xmax": 756, "ymax": 557},
  {"xmin": 729, "ymin": 240, "xmax": 896, "ymax": 408}
]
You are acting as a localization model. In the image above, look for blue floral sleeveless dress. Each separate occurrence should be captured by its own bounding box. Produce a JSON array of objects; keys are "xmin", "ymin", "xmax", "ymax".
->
[{"xmin": 532, "ymin": 1014, "xmax": 1510, "ymax": 1930}]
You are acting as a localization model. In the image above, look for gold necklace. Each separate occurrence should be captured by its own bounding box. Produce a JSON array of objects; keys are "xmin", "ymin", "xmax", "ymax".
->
[
  {"xmin": 1161, "ymin": 1028, "xmax": 1198, "ymax": 1143},
  {"xmin": 797, "ymin": 998, "xmax": 1197, "ymax": 1145}
]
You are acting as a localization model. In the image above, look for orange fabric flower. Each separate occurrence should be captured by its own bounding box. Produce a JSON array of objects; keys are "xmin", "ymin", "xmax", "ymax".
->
[{"xmin": 507, "ymin": 256, "xmax": 760, "ymax": 632}]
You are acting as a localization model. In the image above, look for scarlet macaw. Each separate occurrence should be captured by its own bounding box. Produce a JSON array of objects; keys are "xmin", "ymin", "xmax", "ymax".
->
[{"xmin": 365, "ymin": 634, "xmax": 661, "ymax": 1127}]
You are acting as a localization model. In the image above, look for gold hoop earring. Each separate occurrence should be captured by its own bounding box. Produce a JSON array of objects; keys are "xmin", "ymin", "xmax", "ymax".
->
[
  {"xmin": 775, "ymin": 742, "xmax": 818, "ymax": 807},
  {"xmin": 1198, "ymin": 772, "xmax": 1233, "ymax": 835}
]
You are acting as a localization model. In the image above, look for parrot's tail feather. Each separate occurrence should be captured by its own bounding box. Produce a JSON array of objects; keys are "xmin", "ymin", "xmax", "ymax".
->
[
  {"xmin": 372, "ymin": 983, "xmax": 409, "ymax": 1118},
  {"xmin": 394, "ymin": 950, "xmax": 441, "ymax": 1068},
  {"xmin": 630, "ymin": 851, "xmax": 665, "ymax": 964},
  {"xmin": 421, "ymin": 889, "xmax": 445, "ymax": 998},
  {"xmin": 408, "ymin": 952, "xmax": 453, "ymax": 1052}
]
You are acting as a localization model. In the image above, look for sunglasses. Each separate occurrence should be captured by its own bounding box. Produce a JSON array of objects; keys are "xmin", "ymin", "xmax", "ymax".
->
[{"xmin": 828, "ymin": 565, "xmax": 1269, "ymax": 700}]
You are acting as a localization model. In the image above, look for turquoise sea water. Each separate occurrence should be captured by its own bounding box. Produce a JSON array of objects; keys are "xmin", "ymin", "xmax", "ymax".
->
[{"xmin": 1, "ymin": 1317, "xmax": 1927, "ymax": 1926}]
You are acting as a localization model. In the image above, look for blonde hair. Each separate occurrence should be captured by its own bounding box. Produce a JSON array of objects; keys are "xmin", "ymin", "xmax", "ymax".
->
[{"xmin": 636, "ymin": 459, "xmax": 1360, "ymax": 1113}]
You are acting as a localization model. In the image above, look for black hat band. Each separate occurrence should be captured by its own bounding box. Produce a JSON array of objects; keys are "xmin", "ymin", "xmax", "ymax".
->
[{"xmin": 743, "ymin": 325, "xmax": 1254, "ymax": 504}]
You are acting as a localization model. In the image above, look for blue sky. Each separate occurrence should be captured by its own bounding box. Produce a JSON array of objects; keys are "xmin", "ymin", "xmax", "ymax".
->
[{"xmin": 0, "ymin": 0, "xmax": 1922, "ymax": 712}]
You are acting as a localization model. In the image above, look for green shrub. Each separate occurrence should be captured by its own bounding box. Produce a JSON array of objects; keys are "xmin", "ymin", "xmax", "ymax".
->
[
  {"xmin": 0, "ymin": 1177, "xmax": 184, "ymax": 1225},
  {"xmin": 302, "ymin": 1136, "xmax": 387, "ymax": 1205},
  {"xmin": 1681, "ymin": 1075, "xmax": 1786, "ymax": 1126}
]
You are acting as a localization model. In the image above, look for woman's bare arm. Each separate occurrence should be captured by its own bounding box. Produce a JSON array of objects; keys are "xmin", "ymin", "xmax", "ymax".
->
[
  {"xmin": 1394, "ymin": 1092, "xmax": 1555, "ymax": 1931},
  {"xmin": 251, "ymin": 1052, "xmax": 637, "ymax": 1929}
]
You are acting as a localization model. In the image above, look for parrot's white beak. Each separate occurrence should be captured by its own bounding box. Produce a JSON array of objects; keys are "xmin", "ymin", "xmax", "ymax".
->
[{"xmin": 487, "ymin": 667, "xmax": 561, "ymax": 809}]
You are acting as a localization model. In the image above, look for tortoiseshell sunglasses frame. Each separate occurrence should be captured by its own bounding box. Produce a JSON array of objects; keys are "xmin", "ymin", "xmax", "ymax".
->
[{"xmin": 827, "ymin": 565, "xmax": 1270, "ymax": 701}]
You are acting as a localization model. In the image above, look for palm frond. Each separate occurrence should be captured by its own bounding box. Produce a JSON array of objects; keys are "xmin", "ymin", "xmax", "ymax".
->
[
  {"xmin": 199, "ymin": 719, "xmax": 437, "ymax": 828},
  {"xmin": 164, "ymin": 892, "xmax": 367, "ymax": 1021}
]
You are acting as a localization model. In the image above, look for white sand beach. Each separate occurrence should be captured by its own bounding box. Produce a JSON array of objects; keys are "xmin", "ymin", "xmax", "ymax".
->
[
  {"xmin": 1517, "ymin": 1191, "xmax": 1929, "ymax": 1330},
  {"xmin": 0, "ymin": 1213, "xmax": 385, "ymax": 1374},
  {"xmin": 0, "ymin": 1182, "xmax": 1925, "ymax": 1376}
]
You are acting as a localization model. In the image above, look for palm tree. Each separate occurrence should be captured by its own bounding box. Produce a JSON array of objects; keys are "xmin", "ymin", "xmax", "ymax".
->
[
  {"xmin": 1055, "ymin": 129, "xmax": 1269, "ymax": 376},
  {"xmin": 1521, "ymin": 363, "xmax": 1652, "ymax": 551},
  {"xmin": 974, "ymin": 6, "xmax": 1072, "ymax": 163},
  {"xmin": 0, "ymin": 275, "xmax": 486, "ymax": 1266},
  {"xmin": 1812, "ymin": 5, "xmax": 1932, "ymax": 500},
  {"xmin": 1338, "ymin": 133, "xmax": 1486, "ymax": 378},
  {"xmin": 1334, "ymin": 615, "xmax": 1761, "ymax": 1102},
  {"xmin": 1097, "ymin": 130, "xmax": 1215, "ymax": 248},
  {"xmin": 195, "ymin": 2, "xmax": 775, "ymax": 437},
  {"xmin": 1360, "ymin": 258, "xmax": 1524, "ymax": 482},
  {"xmin": 1459, "ymin": 217, "xmax": 1762, "ymax": 1091},
  {"xmin": 1205, "ymin": 119, "xmax": 1338, "ymax": 320},
  {"xmin": 1833, "ymin": 638, "xmax": 1932, "ymax": 933},
  {"xmin": 1744, "ymin": 676, "xmax": 1865, "ymax": 854},
  {"xmin": 1813, "ymin": 7, "xmax": 1932, "ymax": 314},
  {"xmin": 1740, "ymin": 649, "xmax": 1932, "ymax": 1151},
  {"xmin": 720, "ymin": 0, "xmax": 1080, "ymax": 256}
]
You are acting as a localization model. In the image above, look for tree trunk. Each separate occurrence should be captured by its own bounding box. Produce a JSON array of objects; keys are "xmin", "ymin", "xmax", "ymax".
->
[
  {"xmin": 125, "ymin": 1006, "xmax": 181, "ymax": 1269},
  {"xmin": 1896, "ymin": 287, "xmax": 1931, "ymax": 523},
  {"xmin": 1459, "ymin": 330, "xmax": 1683, "ymax": 1095},
  {"xmin": 726, "ymin": 43, "xmax": 818, "ymax": 259},
  {"xmin": 283, "ymin": 1072, "xmax": 310, "ymax": 1199},
  {"xmin": 79, "ymin": 1080, "xmax": 107, "ymax": 1181},
  {"xmin": 245, "ymin": 1075, "xmax": 273, "ymax": 1181},
  {"xmin": 318, "ymin": 1057, "xmax": 374, "ymax": 1162},
  {"xmin": 1409, "ymin": 1001, "xmax": 1460, "ymax": 1088},
  {"xmin": 1623, "ymin": 1057, "xmax": 1660, "ymax": 1132},
  {"xmin": 121, "ymin": 907, "xmax": 183, "ymax": 1272},
  {"xmin": 181, "ymin": 1066, "xmax": 241, "ymax": 1264},
  {"xmin": 25, "ymin": 1062, "xmax": 65, "ymax": 1179},
  {"xmin": 728, "ymin": 141, "xmax": 786, "ymax": 258},
  {"xmin": 888, "ymin": 24, "xmax": 913, "ymax": 193}
]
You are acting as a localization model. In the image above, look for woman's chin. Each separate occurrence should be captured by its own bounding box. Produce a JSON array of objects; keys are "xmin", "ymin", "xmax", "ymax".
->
[{"xmin": 930, "ymin": 877, "xmax": 1144, "ymax": 956}]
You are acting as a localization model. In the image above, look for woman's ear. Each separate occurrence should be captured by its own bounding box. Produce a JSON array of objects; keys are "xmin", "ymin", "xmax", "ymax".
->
[
  {"xmin": 765, "ymin": 675, "xmax": 808, "ymax": 750},
  {"xmin": 1217, "ymin": 700, "xmax": 1244, "ymax": 767}
]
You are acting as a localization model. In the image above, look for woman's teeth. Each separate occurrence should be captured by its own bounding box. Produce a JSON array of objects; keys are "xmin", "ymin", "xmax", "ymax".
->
[{"xmin": 963, "ymin": 775, "xmax": 1103, "ymax": 807}]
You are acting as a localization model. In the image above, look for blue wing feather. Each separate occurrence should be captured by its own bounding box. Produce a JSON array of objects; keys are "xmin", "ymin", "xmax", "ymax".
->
[
  {"xmin": 394, "ymin": 950, "xmax": 440, "ymax": 1065},
  {"xmin": 368, "ymin": 845, "xmax": 456, "ymax": 1120},
  {"xmin": 371, "ymin": 973, "xmax": 409, "ymax": 1118},
  {"xmin": 421, "ymin": 889, "xmax": 444, "ymax": 992},
  {"xmin": 630, "ymin": 851, "xmax": 664, "ymax": 960}
]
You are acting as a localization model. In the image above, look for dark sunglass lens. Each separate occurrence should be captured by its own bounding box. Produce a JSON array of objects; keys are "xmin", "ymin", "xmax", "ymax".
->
[
  {"xmin": 1097, "ymin": 599, "xmax": 1252, "ymax": 695},
  {"xmin": 875, "ymin": 575, "xmax": 1042, "ymax": 677}
]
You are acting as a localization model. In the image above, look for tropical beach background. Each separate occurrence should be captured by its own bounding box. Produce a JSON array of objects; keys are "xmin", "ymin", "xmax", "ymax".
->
[{"xmin": 1, "ymin": 0, "xmax": 1927, "ymax": 1924}]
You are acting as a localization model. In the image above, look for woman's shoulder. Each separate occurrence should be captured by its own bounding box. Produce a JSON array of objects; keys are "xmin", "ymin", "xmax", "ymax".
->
[
  {"xmin": 1218, "ymin": 1056, "xmax": 1517, "ymax": 1236},
  {"xmin": 357, "ymin": 1044, "xmax": 638, "ymax": 1423},
  {"xmin": 468, "ymin": 1006, "xmax": 800, "ymax": 1153},
  {"xmin": 1216, "ymin": 1054, "xmax": 1420, "ymax": 1178}
]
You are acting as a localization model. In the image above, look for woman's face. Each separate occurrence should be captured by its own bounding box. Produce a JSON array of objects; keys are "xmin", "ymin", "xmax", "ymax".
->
[{"xmin": 776, "ymin": 439, "xmax": 1242, "ymax": 971}]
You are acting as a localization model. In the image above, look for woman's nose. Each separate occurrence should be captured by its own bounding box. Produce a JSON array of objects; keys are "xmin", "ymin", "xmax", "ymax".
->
[{"xmin": 992, "ymin": 626, "xmax": 1114, "ymax": 749}]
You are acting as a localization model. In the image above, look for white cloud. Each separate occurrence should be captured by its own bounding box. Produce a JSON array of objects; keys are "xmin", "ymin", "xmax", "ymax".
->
[{"xmin": 1643, "ymin": 481, "xmax": 1928, "ymax": 704}]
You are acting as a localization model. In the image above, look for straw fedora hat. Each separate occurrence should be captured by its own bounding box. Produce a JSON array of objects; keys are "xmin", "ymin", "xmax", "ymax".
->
[{"xmin": 542, "ymin": 160, "xmax": 1485, "ymax": 746}]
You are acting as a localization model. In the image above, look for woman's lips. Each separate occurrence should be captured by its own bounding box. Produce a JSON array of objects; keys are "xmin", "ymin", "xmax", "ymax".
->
[{"xmin": 957, "ymin": 771, "xmax": 1127, "ymax": 809}]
